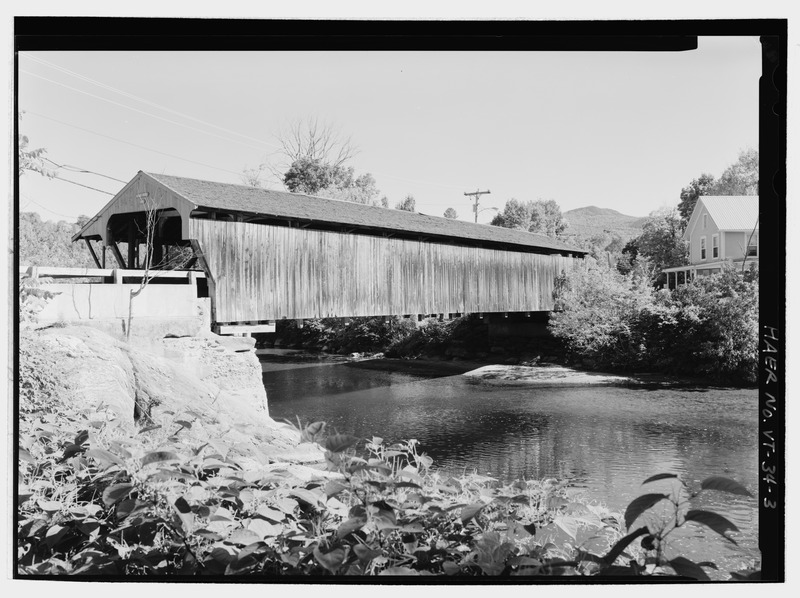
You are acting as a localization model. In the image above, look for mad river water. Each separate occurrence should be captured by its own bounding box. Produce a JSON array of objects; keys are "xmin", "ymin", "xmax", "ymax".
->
[{"xmin": 261, "ymin": 351, "xmax": 760, "ymax": 577}]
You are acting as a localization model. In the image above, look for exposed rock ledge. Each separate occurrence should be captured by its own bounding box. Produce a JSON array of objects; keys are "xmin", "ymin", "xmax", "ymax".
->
[
  {"xmin": 21, "ymin": 325, "xmax": 324, "ymax": 471},
  {"xmin": 463, "ymin": 364, "xmax": 637, "ymax": 387}
]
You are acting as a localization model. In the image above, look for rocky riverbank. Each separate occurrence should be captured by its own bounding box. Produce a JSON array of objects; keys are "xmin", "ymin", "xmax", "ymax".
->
[{"xmin": 20, "ymin": 325, "xmax": 324, "ymax": 470}]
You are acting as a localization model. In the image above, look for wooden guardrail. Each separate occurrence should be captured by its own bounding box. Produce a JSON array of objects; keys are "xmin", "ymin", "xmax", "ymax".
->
[{"xmin": 19, "ymin": 266, "xmax": 206, "ymax": 283}]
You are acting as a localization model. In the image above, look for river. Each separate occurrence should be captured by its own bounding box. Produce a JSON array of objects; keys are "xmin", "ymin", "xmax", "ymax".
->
[{"xmin": 261, "ymin": 351, "xmax": 760, "ymax": 578}]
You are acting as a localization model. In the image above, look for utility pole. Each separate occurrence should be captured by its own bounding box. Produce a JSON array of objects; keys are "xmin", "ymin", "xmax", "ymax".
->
[{"xmin": 464, "ymin": 189, "xmax": 491, "ymax": 223}]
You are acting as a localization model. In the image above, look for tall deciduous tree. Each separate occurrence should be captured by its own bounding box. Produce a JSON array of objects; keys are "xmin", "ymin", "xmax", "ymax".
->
[
  {"xmin": 283, "ymin": 157, "xmax": 342, "ymax": 194},
  {"xmin": 490, "ymin": 198, "xmax": 568, "ymax": 238},
  {"xmin": 316, "ymin": 171, "xmax": 380, "ymax": 205},
  {"xmin": 395, "ymin": 195, "xmax": 416, "ymax": 212},
  {"xmin": 678, "ymin": 173, "xmax": 715, "ymax": 222},
  {"xmin": 19, "ymin": 212, "xmax": 96, "ymax": 268},
  {"xmin": 709, "ymin": 148, "xmax": 759, "ymax": 196},
  {"xmin": 633, "ymin": 207, "xmax": 688, "ymax": 285},
  {"xmin": 443, "ymin": 207, "xmax": 458, "ymax": 219}
]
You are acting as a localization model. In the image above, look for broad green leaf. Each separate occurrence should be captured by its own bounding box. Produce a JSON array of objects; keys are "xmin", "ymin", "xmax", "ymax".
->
[
  {"xmin": 141, "ymin": 451, "xmax": 180, "ymax": 467},
  {"xmin": 256, "ymin": 504, "xmax": 285, "ymax": 522},
  {"xmin": 175, "ymin": 420, "xmax": 192, "ymax": 429},
  {"xmin": 684, "ymin": 510, "xmax": 739, "ymax": 543},
  {"xmin": 700, "ymin": 476, "xmax": 753, "ymax": 497},
  {"xmin": 174, "ymin": 496, "xmax": 192, "ymax": 514},
  {"xmin": 379, "ymin": 566, "xmax": 419, "ymax": 576},
  {"xmin": 290, "ymin": 488, "xmax": 323, "ymax": 507},
  {"xmin": 323, "ymin": 480, "xmax": 348, "ymax": 497},
  {"xmin": 460, "ymin": 502, "xmax": 486, "ymax": 525},
  {"xmin": 228, "ymin": 528, "xmax": 261, "ymax": 546},
  {"xmin": 337, "ymin": 516, "xmax": 367, "ymax": 538},
  {"xmin": 116, "ymin": 497, "xmax": 139, "ymax": 520},
  {"xmin": 554, "ymin": 515, "xmax": 578, "ymax": 540},
  {"xmin": 102, "ymin": 483, "xmax": 134, "ymax": 507},
  {"xmin": 313, "ymin": 545, "xmax": 346, "ymax": 573},
  {"xmin": 669, "ymin": 556, "xmax": 711, "ymax": 581},
  {"xmin": 394, "ymin": 481, "xmax": 422, "ymax": 490},
  {"xmin": 194, "ymin": 529, "xmax": 223, "ymax": 541},
  {"xmin": 137, "ymin": 424, "xmax": 161, "ymax": 434},
  {"xmin": 624, "ymin": 493, "xmax": 668, "ymax": 529},
  {"xmin": 301, "ymin": 421, "xmax": 326, "ymax": 443},
  {"xmin": 19, "ymin": 448, "xmax": 35, "ymax": 465},
  {"xmin": 641, "ymin": 473, "xmax": 679, "ymax": 485},
  {"xmin": 74, "ymin": 429, "xmax": 89, "ymax": 446},
  {"xmin": 353, "ymin": 543, "xmax": 381, "ymax": 564},
  {"xmin": 85, "ymin": 448, "xmax": 124, "ymax": 469},
  {"xmin": 442, "ymin": 561, "xmax": 460, "ymax": 575},
  {"xmin": 323, "ymin": 433, "xmax": 360, "ymax": 454},
  {"xmin": 397, "ymin": 521, "xmax": 425, "ymax": 533},
  {"xmin": 60, "ymin": 443, "xmax": 84, "ymax": 461},
  {"xmin": 602, "ymin": 526, "xmax": 649, "ymax": 565},
  {"xmin": 248, "ymin": 518, "xmax": 280, "ymax": 540},
  {"xmin": 38, "ymin": 499, "xmax": 63, "ymax": 512},
  {"xmin": 44, "ymin": 524, "xmax": 70, "ymax": 548},
  {"xmin": 372, "ymin": 510, "xmax": 397, "ymax": 531}
]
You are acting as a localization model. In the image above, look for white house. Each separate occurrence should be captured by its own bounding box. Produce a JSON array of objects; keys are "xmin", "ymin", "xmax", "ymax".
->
[{"xmin": 663, "ymin": 195, "xmax": 758, "ymax": 288}]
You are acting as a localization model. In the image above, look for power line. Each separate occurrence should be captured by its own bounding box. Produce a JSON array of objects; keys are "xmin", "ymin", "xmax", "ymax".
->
[
  {"xmin": 25, "ymin": 110, "xmax": 246, "ymax": 178},
  {"xmin": 43, "ymin": 157, "xmax": 127, "ymax": 183},
  {"xmin": 50, "ymin": 176, "xmax": 115, "ymax": 195},
  {"xmin": 24, "ymin": 54, "xmax": 281, "ymax": 150},
  {"xmin": 21, "ymin": 57, "xmax": 475, "ymax": 195},
  {"xmin": 21, "ymin": 69, "xmax": 271, "ymax": 153}
]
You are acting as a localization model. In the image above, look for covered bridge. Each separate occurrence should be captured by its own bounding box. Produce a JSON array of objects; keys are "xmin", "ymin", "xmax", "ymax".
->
[{"xmin": 73, "ymin": 171, "xmax": 586, "ymax": 332}]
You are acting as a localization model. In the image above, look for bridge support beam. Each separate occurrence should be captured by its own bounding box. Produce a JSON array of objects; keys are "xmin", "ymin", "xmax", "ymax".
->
[{"xmin": 486, "ymin": 311, "xmax": 551, "ymax": 339}]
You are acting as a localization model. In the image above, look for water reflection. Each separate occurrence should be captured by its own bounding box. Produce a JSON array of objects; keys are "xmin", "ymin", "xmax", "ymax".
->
[{"xmin": 262, "ymin": 354, "xmax": 759, "ymax": 574}]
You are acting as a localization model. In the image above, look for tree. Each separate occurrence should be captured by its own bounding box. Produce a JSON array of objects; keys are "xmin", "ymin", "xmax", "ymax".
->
[
  {"xmin": 632, "ymin": 207, "xmax": 688, "ymax": 286},
  {"xmin": 443, "ymin": 208, "xmax": 458, "ymax": 219},
  {"xmin": 19, "ymin": 212, "xmax": 96, "ymax": 268},
  {"xmin": 709, "ymin": 148, "xmax": 758, "ymax": 196},
  {"xmin": 533, "ymin": 199, "xmax": 569, "ymax": 237},
  {"xmin": 678, "ymin": 173, "xmax": 715, "ymax": 222},
  {"xmin": 18, "ymin": 114, "xmax": 55, "ymax": 179},
  {"xmin": 491, "ymin": 198, "xmax": 530, "ymax": 230},
  {"xmin": 395, "ymin": 195, "xmax": 416, "ymax": 212},
  {"xmin": 240, "ymin": 164, "xmax": 267, "ymax": 188},
  {"xmin": 490, "ymin": 198, "xmax": 568, "ymax": 238},
  {"xmin": 125, "ymin": 197, "xmax": 193, "ymax": 340},
  {"xmin": 317, "ymin": 171, "xmax": 380, "ymax": 206},
  {"xmin": 275, "ymin": 117, "xmax": 358, "ymax": 171},
  {"xmin": 283, "ymin": 157, "xmax": 343, "ymax": 194}
]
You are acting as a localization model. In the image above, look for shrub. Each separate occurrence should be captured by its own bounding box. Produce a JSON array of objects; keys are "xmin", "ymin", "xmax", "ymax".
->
[
  {"xmin": 549, "ymin": 261, "xmax": 758, "ymax": 383},
  {"xmin": 385, "ymin": 318, "xmax": 455, "ymax": 358}
]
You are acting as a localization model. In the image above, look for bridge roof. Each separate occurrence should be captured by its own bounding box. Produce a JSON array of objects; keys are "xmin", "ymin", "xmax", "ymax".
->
[{"xmin": 145, "ymin": 172, "xmax": 585, "ymax": 254}]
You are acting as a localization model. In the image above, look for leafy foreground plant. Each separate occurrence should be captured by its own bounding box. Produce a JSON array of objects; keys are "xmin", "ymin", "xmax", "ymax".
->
[
  {"xmin": 590, "ymin": 473, "xmax": 761, "ymax": 581},
  {"xmin": 18, "ymin": 403, "xmax": 758, "ymax": 579}
]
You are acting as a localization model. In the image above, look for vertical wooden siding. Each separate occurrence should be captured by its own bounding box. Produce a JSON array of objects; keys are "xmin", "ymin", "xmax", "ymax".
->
[{"xmin": 192, "ymin": 219, "xmax": 577, "ymax": 323}]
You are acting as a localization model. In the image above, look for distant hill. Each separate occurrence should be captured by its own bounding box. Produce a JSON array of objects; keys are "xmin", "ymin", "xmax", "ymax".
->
[{"xmin": 563, "ymin": 206, "xmax": 648, "ymax": 243}]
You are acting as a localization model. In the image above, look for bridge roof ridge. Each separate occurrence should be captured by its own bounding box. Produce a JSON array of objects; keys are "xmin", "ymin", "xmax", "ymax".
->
[{"xmin": 138, "ymin": 172, "xmax": 585, "ymax": 254}]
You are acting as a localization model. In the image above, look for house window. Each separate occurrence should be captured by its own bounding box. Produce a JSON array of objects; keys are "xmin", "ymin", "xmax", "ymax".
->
[
  {"xmin": 747, "ymin": 233, "xmax": 759, "ymax": 257},
  {"xmin": 700, "ymin": 236, "xmax": 706, "ymax": 260},
  {"xmin": 703, "ymin": 213, "xmax": 707, "ymax": 229},
  {"xmin": 712, "ymin": 234, "xmax": 719, "ymax": 259}
]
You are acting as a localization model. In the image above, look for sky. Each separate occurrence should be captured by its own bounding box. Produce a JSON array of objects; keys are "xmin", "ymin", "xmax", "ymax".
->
[{"xmin": 17, "ymin": 37, "xmax": 761, "ymax": 224}]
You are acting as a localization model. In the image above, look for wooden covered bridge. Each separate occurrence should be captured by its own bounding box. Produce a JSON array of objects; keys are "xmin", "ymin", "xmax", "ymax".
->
[{"xmin": 73, "ymin": 171, "xmax": 586, "ymax": 333}]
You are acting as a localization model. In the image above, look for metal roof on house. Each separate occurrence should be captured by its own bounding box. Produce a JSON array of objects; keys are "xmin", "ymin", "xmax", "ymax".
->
[
  {"xmin": 144, "ymin": 172, "xmax": 585, "ymax": 254},
  {"xmin": 696, "ymin": 195, "xmax": 759, "ymax": 231}
]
